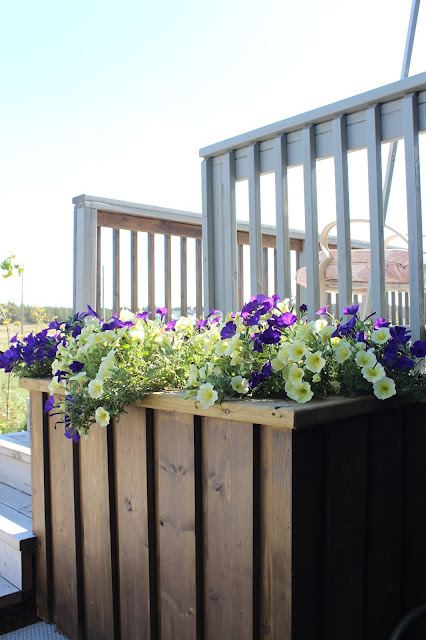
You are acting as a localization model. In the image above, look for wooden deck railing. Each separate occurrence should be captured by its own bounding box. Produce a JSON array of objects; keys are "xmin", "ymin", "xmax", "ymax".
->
[
  {"xmin": 73, "ymin": 195, "xmax": 309, "ymax": 320},
  {"xmin": 200, "ymin": 72, "xmax": 426, "ymax": 339},
  {"xmin": 73, "ymin": 195, "xmax": 382, "ymax": 321}
]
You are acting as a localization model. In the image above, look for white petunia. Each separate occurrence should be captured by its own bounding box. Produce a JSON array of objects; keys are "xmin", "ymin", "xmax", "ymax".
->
[
  {"xmin": 88, "ymin": 378, "xmax": 103, "ymax": 399},
  {"xmin": 196, "ymin": 383, "xmax": 218, "ymax": 408},
  {"xmin": 305, "ymin": 350, "xmax": 326, "ymax": 373},
  {"xmin": 371, "ymin": 327, "xmax": 391, "ymax": 344},
  {"xmin": 231, "ymin": 376, "xmax": 249, "ymax": 394},
  {"xmin": 355, "ymin": 350, "xmax": 377, "ymax": 368},
  {"xmin": 334, "ymin": 341, "xmax": 352, "ymax": 363},
  {"xmin": 95, "ymin": 406, "xmax": 110, "ymax": 427},
  {"xmin": 287, "ymin": 340, "xmax": 308, "ymax": 362},
  {"xmin": 292, "ymin": 381, "xmax": 314, "ymax": 404},
  {"xmin": 361, "ymin": 364, "xmax": 386, "ymax": 383},
  {"xmin": 373, "ymin": 377, "xmax": 396, "ymax": 400}
]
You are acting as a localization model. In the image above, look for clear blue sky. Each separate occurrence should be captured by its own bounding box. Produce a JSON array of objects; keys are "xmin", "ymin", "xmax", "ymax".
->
[{"xmin": 1, "ymin": 0, "xmax": 425, "ymax": 308}]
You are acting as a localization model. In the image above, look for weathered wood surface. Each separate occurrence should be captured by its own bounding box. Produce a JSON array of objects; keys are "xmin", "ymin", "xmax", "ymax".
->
[
  {"xmin": 202, "ymin": 417, "xmax": 253, "ymax": 640},
  {"xmin": 114, "ymin": 405, "xmax": 151, "ymax": 640},
  {"xmin": 155, "ymin": 410, "xmax": 197, "ymax": 640},
  {"xmin": 30, "ymin": 390, "xmax": 52, "ymax": 621},
  {"xmin": 79, "ymin": 423, "xmax": 115, "ymax": 640},
  {"xmin": 27, "ymin": 381, "xmax": 426, "ymax": 640},
  {"xmin": 48, "ymin": 412, "xmax": 79, "ymax": 640}
]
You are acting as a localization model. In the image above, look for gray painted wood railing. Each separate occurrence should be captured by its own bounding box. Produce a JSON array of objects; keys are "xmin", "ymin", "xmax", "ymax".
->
[
  {"xmin": 200, "ymin": 72, "xmax": 426, "ymax": 340},
  {"xmin": 72, "ymin": 195, "xmax": 306, "ymax": 319}
]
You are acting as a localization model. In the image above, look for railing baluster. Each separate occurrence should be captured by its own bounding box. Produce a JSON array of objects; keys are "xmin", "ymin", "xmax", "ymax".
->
[
  {"xmin": 96, "ymin": 226, "xmax": 102, "ymax": 316},
  {"xmin": 131, "ymin": 231, "xmax": 138, "ymax": 313},
  {"xmin": 181, "ymin": 237, "xmax": 188, "ymax": 317},
  {"xmin": 366, "ymin": 104, "xmax": 387, "ymax": 319},
  {"xmin": 248, "ymin": 143, "xmax": 263, "ymax": 296},
  {"xmin": 165, "ymin": 235, "xmax": 172, "ymax": 321},
  {"xmin": 148, "ymin": 233, "xmax": 155, "ymax": 319},
  {"xmin": 196, "ymin": 239, "xmax": 202, "ymax": 318},
  {"xmin": 333, "ymin": 115, "xmax": 352, "ymax": 312},
  {"xmin": 238, "ymin": 243, "xmax": 244, "ymax": 310},
  {"xmin": 274, "ymin": 249, "xmax": 278, "ymax": 298},
  {"xmin": 302, "ymin": 125, "xmax": 320, "ymax": 315},
  {"xmin": 274, "ymin": 134, "xmax": 291, "ymax": 300},
  {"xmin": 222, "ymin": 152, "xmax": 237, "ymax": 313},
  {"xmin": 263, "ymin": 247, "xmax": 268, "ymax": 295},
  {"xmin": 201, "ymin": 158, "xmax": 215, "ymax": 314},
  {"xmin": 403, "ymin": 92, "xmax": 425, "ymax": 341},
  {"xmin": 113, "ymin": 229, "xmax": 120, "ymax": 314}
]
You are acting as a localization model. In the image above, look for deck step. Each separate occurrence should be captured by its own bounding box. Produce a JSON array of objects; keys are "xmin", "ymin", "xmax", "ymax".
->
[
  {"xmin": 0, "ymin": 482, "xmax": 35, "ymax": 592},
  {"xmin": 0, "ymin": 431, "xmax": 31, "ymax": 495},
  {"xmin": 0, "ymin": 574, "xmax": 22, "ymax": 608}
]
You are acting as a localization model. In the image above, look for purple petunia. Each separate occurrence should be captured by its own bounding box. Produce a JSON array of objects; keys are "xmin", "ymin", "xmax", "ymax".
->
[
  {"xmin": 257, "ymin": 327, "xmax": 281, "ymax": 345},
  {"xmin": 342, "ymin": 304, "xmax": 360, "ymax": 316},
  {"xmin": 316, "ymin": 305, "xmax": 329, "ymax": 316},
  {"xmin": 136, "ymin": 311, "xmax": 151, "ymax": 322},
  {"xmin": 410, "ymin": 340, "xmax": 426, "ymax": 358},
  {"xmin": 156, "ymin": 307, "xmax": 168, "ymax": 319},
  {"xmin": 44, "ymin": 395, "xmax": 55, "ymax": 413},
  {"xmin": 221, "ymin": 321, "xmax": 237, "ymax": 340},
  {"xmin": 374, "ymin": 318, "xmax": 391, "ymax": 329}
]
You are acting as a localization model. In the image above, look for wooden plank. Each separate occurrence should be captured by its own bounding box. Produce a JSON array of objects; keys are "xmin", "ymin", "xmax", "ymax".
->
[
  {"xmin": 155, "ymin": 410, "xmax": 197, "ymax": 640},
  {"xmin": 403, "ymin": 92, "xmax": 425, "ymax": 341},
  {"xmin": 164, "ymin": 235, "xmax": 172, "ymax": 322},
  {"xmin": 202, "ymin": 417, "xmax": 253, "ymax": 640},
  {"xmin": 248, "ymin": 142, "xmax": 263, "ymax": 296},
  {"xmin": 148, "ymin": 232, "xmax": 155, "ymax": 318},
  {"xmin": 96, "ymin": 226, "xmax": 102, "ymax": 316},
  {"xmin": 237, "ymin": 229, "xmax": 303, "ymax": 252},
  {"xmin": 238, "ymin": 243, "xmax": 244, "ymax": 310},
  {"xmin": 196, "ymin": 238, "xmax": 202, "ymax": 318},
  {"xmin": 291, "ymin": 427, "xmax": 323, "ymax": 639},
  {"xmin": 363, "ymin": 408, "xmax": 403, "ymax": 639},
  {"xmin": 113, "ymin": 228, "xmax": 120, "ymax": 314},
  {"xmin": 274, "ymin": 134, "xmax": 291, "ymax": 300},
  {"xmin": 0, "ymin": 482, "xmax": 32, "ymax": 520},
  {"xmin": 181, "ymin": 237, "xmax": 188, "ymax": 317},
  {"xmin": 0, "ymin": 537, "xmax": 25, "ymax": 590},
  {"xmin": 74, "ymin": 206, "xmax": 97, "ymax": 313},
  {"xmin": 131, "ymin": 231, "xmax": 138, "ymax": 312},
  {"xmin": 222, "ymin": 151, "xmax": 238, "ymax": 313},
  {"xmin": 201, "ymin": 157, "xmax": 215, "ymax": 314},
  {"xmin": 0, "ymin": 501, "xmax": 34, "ymax": 550},
  {"xmin": 321, "ymin": 416, "xmax": 367, "ymax": 640},
  {"xmin": 302, "ymin": 124, "xmax": 320, "ymax": 315},
  {"xmin": 366, "ymin": 104, "xmax": 387, "ymax": 318},
  {"xmin": 49, "ymin": 414, "xmax": 79, "ymax": 640},
  {"xmin": 79, "ymin": 424, "xmax": 115, "ymax": 640},
  {"xmin": 30, "ymin": 390, "xmax": 52, "ymax": 622},
  {"xmin": 262, "ymin": 247, "xmax": 268, "ymax": 295},
  {"xmin": 333, "ymin": 115, "xmax": 353, "ymax": 311},
  {"xmin": 98, "ymin": 210, "xmax": 202, "ymax": 238},
  {"xmin": 402, "ymin": 405, "xmax": 426, "ymax": 640},
  {"xmin": 114, "ymin": 406, "xmax": 151, "ymax": 640},
  {"xmin": 260, "ymin": 426, "xmax": 292, "ymax": 639},
  {"xmin": 0, "ymin": 575, "xmax": 21, "ymax": 608}
]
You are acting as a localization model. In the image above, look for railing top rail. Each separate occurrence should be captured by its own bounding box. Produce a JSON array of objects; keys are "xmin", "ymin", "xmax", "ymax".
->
[
  {"xmin": 199, "ymin": 71, "xmax": 426, "ymax": 158},
  {"xmin": 72, "ymin": 194, "xmax": 203, "ymax": 226}
]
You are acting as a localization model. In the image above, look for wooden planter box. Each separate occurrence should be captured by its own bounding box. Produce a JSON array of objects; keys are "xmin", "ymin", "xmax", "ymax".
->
[{"xmin": 21, "ymin": 378, "xmax": 426, "ymax": 640}]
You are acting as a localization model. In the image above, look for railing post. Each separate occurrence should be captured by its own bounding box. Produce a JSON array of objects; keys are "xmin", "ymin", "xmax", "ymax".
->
[{"xmin": 73, "ymin": 202, "xmax": 98, "ymax": 313}]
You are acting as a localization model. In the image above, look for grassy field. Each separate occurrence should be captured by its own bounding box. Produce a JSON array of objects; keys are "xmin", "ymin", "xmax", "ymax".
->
[{"xmin": 0, "ymin": 323, "xmax": 45, "ymax": 434}]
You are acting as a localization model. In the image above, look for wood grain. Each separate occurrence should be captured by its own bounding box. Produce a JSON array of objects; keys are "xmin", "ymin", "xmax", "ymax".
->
[
  {"xmin": 114, "ymin": 406, "xmax": 151, "ymax": 640},
  {"xmin": 98, "ymin": 210, "xmax": 202, "ymax": 239},
  {"xmin": 202, "ymin": 417, "xmax": 253, "ymax": 640},
  {"xmin": 30, "ymin": 390, "xmax": 52, "ymax": 622},
  {"xmin": 155, "ymin": 410, "xmax": 197, "ymax": 640},
  {"xmin": 79, "ymin": 423, "xmax": 115, "ymax": 640},
  {"xmin": 363, "ymin": 408, "xmax": 403, "ymax": 639},
  {"xmin": 260, "ymin": 426, "xmax": 292, "ymax": 639},
  {"xmin": 49, "ymin": 413, "xmax": 79, "ymax": 640},
  {"xmin": 321, "ymin": 416, "xmax": 368, "ymax": 640}
]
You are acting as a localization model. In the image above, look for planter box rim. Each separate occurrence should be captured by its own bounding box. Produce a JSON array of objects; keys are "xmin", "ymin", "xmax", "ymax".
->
[{"xmin": 20, "ymin": 377, "xmax": 388, "ymax": 430}]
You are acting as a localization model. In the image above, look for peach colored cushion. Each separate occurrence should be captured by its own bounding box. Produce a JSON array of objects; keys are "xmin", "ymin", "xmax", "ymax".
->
[{"xmin": 295, "ymin": 249, "xmax": 411, "ymax": 292}]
